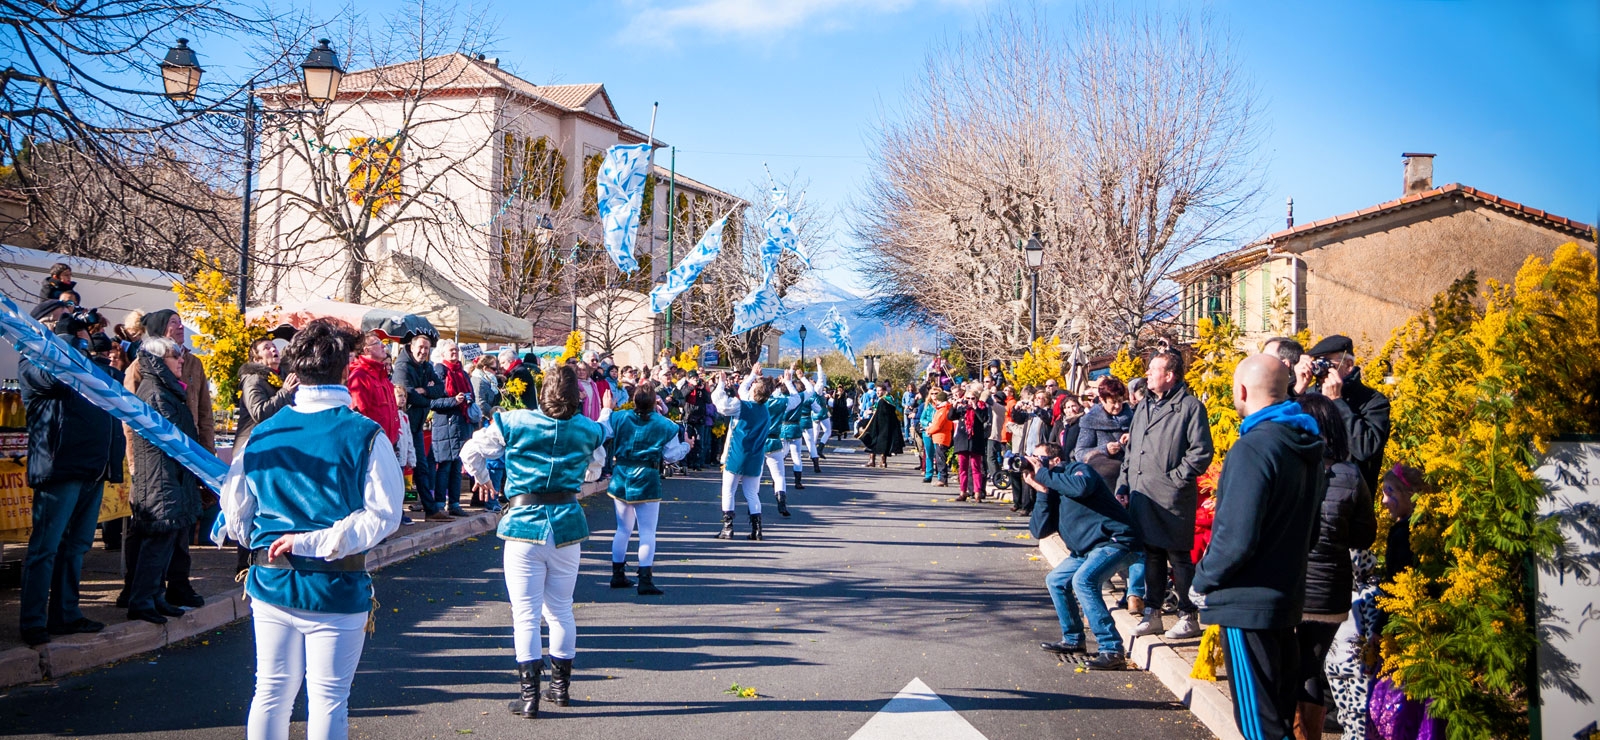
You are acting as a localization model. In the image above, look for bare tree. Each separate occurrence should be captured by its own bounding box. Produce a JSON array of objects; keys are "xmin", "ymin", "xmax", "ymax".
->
[
  {"xmin": 856, "ymin": 4, "xmax": 1262, "ymax": 359},
  {"xmin": 251, "ymin": 0, "xmax": 506, "ymax": 304}
]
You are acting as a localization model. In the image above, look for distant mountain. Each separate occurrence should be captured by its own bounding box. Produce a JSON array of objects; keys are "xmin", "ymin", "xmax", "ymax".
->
[{"xmin": 774, "ymin": 276, "xmax": 934, "ymax": 355}]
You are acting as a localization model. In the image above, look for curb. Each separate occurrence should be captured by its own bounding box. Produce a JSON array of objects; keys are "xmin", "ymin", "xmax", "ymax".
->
[
  {"xmin": 1038, "ymin": 534, "xmax": 1245, "ymax": 740},
  {"xmin": 5, "ymin": 509, "xmax": 507, "ymax": 690}
]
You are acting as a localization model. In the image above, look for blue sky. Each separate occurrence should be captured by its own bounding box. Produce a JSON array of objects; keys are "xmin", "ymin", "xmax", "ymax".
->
[{"xmin": 201, "ymin": 0, "xmax": 1599, "ymax": 295}]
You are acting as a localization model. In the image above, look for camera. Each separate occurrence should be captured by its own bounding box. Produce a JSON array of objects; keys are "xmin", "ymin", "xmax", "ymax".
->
[
  {"xmin": 1310, "ymin": 357, "xmax": 1334, "ymax": 384},
  {"xmin": 53, "ymin": 307, "xmax": 101, "ymax": 337},
  {"xmin": 1000, "ymin": 451, "xmax": 1035, "ymax": 475}
]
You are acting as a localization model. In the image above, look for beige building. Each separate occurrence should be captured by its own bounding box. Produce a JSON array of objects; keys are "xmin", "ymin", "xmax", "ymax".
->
[
  {"xmin": 253, "ymin": 53, "xmax": 741, "ymax": 366},
  {"xmin": 1171, "ymin": 153, "xmax": 1596, "ymax": 351}
]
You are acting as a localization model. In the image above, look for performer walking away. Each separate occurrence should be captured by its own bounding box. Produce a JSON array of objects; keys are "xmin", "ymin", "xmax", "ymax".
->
[
  {"xmin": 711, "ymin": 365, "xmax": 778, "ymax": 539},
  {"xmin": 802, "ymin": 373, "xmax": 827, "ymax": 471},
  {"xmin": 761, "ymin": 370, "xmax": 810, "ymax": 517},
  {"xmin": 461, "ymin": 364, "xmax": 610, "ymax": 719},
  {"xmin": 859, "ymin": 390, "xmax": 906, "ymax": 469},
  {"xmin": 606, "ymin": 382, "xmax": 689, "ymax": 596},
  {"xmin": 779, "ymin": 366, "xmax": 818, "ymax": 493},
  {"xmin": 215, "ymin": 319, "xmax": 403, "ymax": 740}
]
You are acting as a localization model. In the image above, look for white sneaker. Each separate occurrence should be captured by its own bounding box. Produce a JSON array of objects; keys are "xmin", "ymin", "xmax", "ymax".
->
[
  {"xmin": 1164, "ymin": 613, "xmax": 1202, "ymax": 640},
  {"xmin": 1131, "ymin": 611, "xmax": 1163, "ymax": 637}
]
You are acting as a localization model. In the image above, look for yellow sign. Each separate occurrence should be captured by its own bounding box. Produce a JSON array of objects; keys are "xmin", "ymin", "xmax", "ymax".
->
[{"xmin": 0, "ymin": 459, "xmax": 131, "ymax": 543}]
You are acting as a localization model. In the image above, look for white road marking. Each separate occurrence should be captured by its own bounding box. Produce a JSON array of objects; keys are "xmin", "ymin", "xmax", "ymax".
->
[{"xmin": 849, "ymin": 677, "xmax": 990, "ymax": 740}]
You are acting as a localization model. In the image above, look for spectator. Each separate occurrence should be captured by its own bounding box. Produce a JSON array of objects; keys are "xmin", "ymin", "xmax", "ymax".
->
[
  {"xmin": 471, "ymin": 355, "xmax": 501, "ymax": 421},
  {"xmin": 1306, "ymin": 335, "xmax": 1391, "ymax": 492},
  {"xmin": 38, "ymin": 263, "xmax": 76, "ymax": 301},
  {"xmin": 124, "ymin": 337, "xmax": 204, "ymax": 624},
  {"xmin": 16, "ymin": 312, "xmax": 117, "ymax": 645},
  {"xmin": 683, "ymin": 373, "xmax": 715, "ymax": 470},
  {"xmin": 1051, "ymin": 396, "xmax": 1086, "ymax": 453},
  {"xmin": 1192, "ymin": 355, "xmax": 1327, "ymax": 740},
  {"xmin": 1073, "ymin": 376, "xmax": 1133, "ymax": 487},
  {"xmin": 1293, "ymin": 393, "xmax": 1378, "ymax": 740},
  {"xmin": 89, "ymin": 333, "xmax": 129, "ymax": 551},
  {"xmin": 347, "ymin": 332, "xmax": 405, "ymax": 521},
  {"xmin": 507, "ymin": 354, "xmax": 540, "ymax": 410},
  {"xmin": 121, "ymin": 309, "xmax": 211, "ymax": 610},
  {"xmin": 1008, "ymin": 390, "xmax": 1054, "ymax": 513},
  {"xmin": 1128, "ymin": 377, "xmax": 1148, "ymax": 407},
  {"xmin": 925, "ymin": 390, "xmax": 954, "ymax": 487},
  {"xmin": 1025, "ymin": 441, "xmax": 1142, "ymax": 670},
  {"xmin": 984, "ymin": 381, "xmax": 1009, "ymax": 493},
  {"xmin": 392, "ymin": 332, "xmax": 452, "ymax": 521},
  {"xmin": 236, "ymin": 338, "xmax": 299, "ymax": 444},
  {"xmin": 949, "ymin": 384, "xmax": 991, "ymax": 501},
  {"xmin": 1122, "ymin": 349, "xmax": 1215, "ymax": 641},
  {"xmin": 432, "ymin": 340, "xmax": 474, "ymax": 517},
  {"xmin": 29, "ymin": 299, "xmax": 72, "ymax": 326},
  {"xmin": 1262, "ymin": 336, "xmax": 1307, "ymax": 396}
]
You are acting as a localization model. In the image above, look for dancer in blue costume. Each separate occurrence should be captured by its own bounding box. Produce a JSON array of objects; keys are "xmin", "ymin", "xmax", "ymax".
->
[
  {"xmin": 765, "ymin": 367, "xmax": 818, "ymax": 510},
  {"xmin": 461, "ymin": 364, "xmax": 610, "ymax": 719},
  {"xmin": 605, "ymin": 382, "xmax": 689, "ymax": 595},
  {"xmin": 216, "ymin": 319, "xmax": 403, "ymax": 740},
  {"xmin": 711, "ymin": 364, "xmax": 782, "ymax": 540}
]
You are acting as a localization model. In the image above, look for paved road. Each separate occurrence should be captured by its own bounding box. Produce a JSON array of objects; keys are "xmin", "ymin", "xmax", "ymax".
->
[{"xmin": 0, "ymin": 449, "xmax": 1211, "ymax": 739}]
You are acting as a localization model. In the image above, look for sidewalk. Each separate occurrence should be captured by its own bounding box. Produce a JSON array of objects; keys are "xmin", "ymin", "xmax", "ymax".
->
[{"xmin": 0, "ymin": 480, "xmax": 605, "ymax": 690}]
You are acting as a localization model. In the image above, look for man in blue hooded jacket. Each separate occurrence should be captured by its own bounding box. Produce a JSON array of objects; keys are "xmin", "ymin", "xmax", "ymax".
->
[{"xmin": 1192, "ymin": 355, "xmax": 1327, "ymax": 740}]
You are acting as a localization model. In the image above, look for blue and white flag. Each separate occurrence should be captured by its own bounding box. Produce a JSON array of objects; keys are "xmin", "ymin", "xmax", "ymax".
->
[
  {"xmin": 732, "ymin": 283, "xmax": 784, "ymax": 335},
  {"xmin": 820, "ymin": 305, "xmax": 856, "ymax": 366},
  {"xmin": 650, "ymin": 215, "xmax": 727, "ymax": 314},
  {"xmin": 596, "ymin": 143, "xmax": 653, "ymax": 274},
  {"xmin": 764, "ymin": 187, "xmax": 807, "ymax": 266},
  {"xmin": 0, "ymin": 296, "xmax": 229, "ymax": 492}
]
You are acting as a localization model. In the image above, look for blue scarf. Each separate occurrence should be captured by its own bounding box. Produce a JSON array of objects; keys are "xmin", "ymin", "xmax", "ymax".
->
[{"xmin": 1239, "ymin": 399, "xmax": 1320, "ymax": 438}]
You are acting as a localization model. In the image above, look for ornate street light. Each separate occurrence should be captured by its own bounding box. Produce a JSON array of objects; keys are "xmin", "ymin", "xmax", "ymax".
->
[
  {"xmin": 159, "ymin": 39, "xmax": 203, "ymax": 102},
  {"xmin": 299, "ymin": 39, "xmax": 345, "ymax": 106},
  {"xmin": 798, "ymin": 325, "xmax": 808, "ymax": 367},
  {"xmin": 1024, "ymin": 232, "xmax": 1044, "ymax": 342}
]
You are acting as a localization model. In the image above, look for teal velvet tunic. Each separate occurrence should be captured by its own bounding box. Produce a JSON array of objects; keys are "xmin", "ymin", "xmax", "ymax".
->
[
  {"xmin": 494, "ymin": 409, "xmax": 606, "ymax": 547},
  {"xmin": 724, "ymin": 399, "xmax": 771, "ymax": 477},
  {"xmin": 606, "ymin": 411, "xmax": 680, "ymax": 504}
]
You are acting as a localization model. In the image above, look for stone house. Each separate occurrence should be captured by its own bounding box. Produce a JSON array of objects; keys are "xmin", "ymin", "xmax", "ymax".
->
[{"xmin": 1170, "ymin": 153, "xmax": 1596, "ymax": 352}]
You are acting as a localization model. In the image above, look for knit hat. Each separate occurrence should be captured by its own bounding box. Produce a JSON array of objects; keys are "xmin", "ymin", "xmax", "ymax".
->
[{"xmin": 141, "ymin": 309, "xmax": 179, "ymax": 340}]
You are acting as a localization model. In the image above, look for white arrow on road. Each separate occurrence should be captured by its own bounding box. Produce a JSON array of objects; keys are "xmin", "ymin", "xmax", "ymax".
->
[{"xmin": 849, "ymin": 678, "xmax": 990, "ymax": 740}]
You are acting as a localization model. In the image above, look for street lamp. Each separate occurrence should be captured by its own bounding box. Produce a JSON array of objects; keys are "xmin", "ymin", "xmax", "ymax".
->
[
  {"xmin": 1024, "ymin": 232, "xmax": 1044, "ymax": 343},
  {"xmin": 798, "ymin": 325, "xmax": 807, "ymax": 368},
  {"xmin": 159, "ymin": 38, "xmax": 344, "ymax": 314}
]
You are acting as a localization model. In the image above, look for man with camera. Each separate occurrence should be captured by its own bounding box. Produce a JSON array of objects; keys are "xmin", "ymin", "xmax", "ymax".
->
[
  {"xmin": 1302, "ymin": 335, "xmax": 1390, "ymax": 491},
  {"xmin": 1022, "ymin": 442, "xmax": 1143, "ymax": 670}
]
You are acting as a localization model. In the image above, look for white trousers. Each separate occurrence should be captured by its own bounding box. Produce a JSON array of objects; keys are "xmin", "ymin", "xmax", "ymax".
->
[
  {"xmin": 763, "ymin": 450, "xmax": 789, "ymax": 492},
  {"xmin": 503, "ymin": 539, "xmax": 580, "ymax": 662},
  {"xmin": 802, "ymin": 428, "xmax": 819, "ymax": 458},
  {"xmin": 720, "ymin": 472, "xmax": 762, "ymax": 514},
  {"xmin": 611, "ymin": 499, "xmax": 661, "ymax": 567},
  {"xmin": 248, "ymin": 601, "xmax": 368, "ymax": 740},
  {"xmin": 785, "ymin": 439, "xmax": 806, "ymax": 471},
  {"xmin": 819, "ymin": 419, "xmax": 833, "ymax": 446}
]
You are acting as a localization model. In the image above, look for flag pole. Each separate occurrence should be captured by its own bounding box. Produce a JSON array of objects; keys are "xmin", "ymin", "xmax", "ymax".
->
[
  {"xmin": 644, "ymin": 102, "xmax": 660, "ymax": 354},
  {"xmin": 664, "ymin": 146, "xmax": 677, "ymax": 350}
]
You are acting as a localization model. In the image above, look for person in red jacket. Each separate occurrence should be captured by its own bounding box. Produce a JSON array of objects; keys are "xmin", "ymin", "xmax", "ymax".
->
[
  {"xmin": 347, "ymin": 331, "xmax": 400, "ymax": 447},
  {"xmin": 1191, "ymin": 461, "xmax": 1220, "ymax": 564}
]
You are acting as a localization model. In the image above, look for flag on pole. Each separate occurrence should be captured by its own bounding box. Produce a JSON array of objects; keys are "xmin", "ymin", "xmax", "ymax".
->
[
  {"xmin": 650, "ymin": 215, "xmax": 726, "ymax": 314},
  {"xmin": 820, "ymin": 305, "xmax": 856, "ymax": 366},
  {"xmin": 596, "ymin": 143, "xmax": 653, "ymax": 273},
  {"xmin": 732, "ymin": 283, "xmax": 784, "ymax": 335},
  {"xmin": 764, "ymin": 187, "xmax": 807, "ymax": 266}
]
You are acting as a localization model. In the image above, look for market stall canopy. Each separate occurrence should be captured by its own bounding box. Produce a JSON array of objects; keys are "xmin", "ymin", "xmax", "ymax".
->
[
  {"xmin": 361, "ymin": 252, "xmax": 534, "ymax": 344},
  {"xmin": 247, "ymin": 298, "xmax": 437, "ymax": 341}
]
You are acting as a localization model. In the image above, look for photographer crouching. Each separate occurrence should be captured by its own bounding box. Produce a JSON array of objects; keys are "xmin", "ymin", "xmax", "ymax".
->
[{"xmin": 1021, "ymin": 442, "xmax": 1142, "ymax": 670}]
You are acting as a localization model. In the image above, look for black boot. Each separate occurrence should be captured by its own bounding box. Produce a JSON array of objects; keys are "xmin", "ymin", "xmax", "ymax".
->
[
  {"xmin": 508, "ymin": 660, "xmax": 540, "ymax": 718},
  {"xmin": 811, "ymin": 456, "xmax": 821, "ymax": 473},
  {"xmin": 544, "ymin": 657, "xmax": 572, "ymax": 706},
  {"xmin": 637, "ymin": 566, "xmax": 664, "ymax": 596},
  {"xmin": 793, "ymin": 470, "xmax": 805, "ymax": 490},
  {"xmin": 748, "ymin": 513, "xmax": 763, "ymax": 541},
  {"xmin": 610, "ymin": 561, "xmax": 634, "ymax": 588},
  {"xmin": 776, "ymin": 493, "xmax": 791, "ymax": 517},
  {"xmin": 716, "ymin": 511, "xmax": 735, "ymax": 539}
]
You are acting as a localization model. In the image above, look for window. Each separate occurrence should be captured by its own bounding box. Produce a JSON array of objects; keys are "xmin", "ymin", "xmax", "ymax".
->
[{"xmin": 501, "ymin": 133, "xmax": 516, "ymax": 197}]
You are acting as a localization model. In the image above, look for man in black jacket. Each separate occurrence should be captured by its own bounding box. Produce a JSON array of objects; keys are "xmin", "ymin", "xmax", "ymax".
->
[
  {"xmin": 391, "ymin": 332, "xmax": 457, "ymax": 521},
  {"xmin": 1192, "ymin": 355, "xmax": 1327, "ymax": 740},
  {"xmin": 1306, "ymin": 335, "xmax": 1390, "ymax": 492},
  {"xmin": 1024, "ymin": 442, "xmax": 1142, "ymax": 670},
  {"xmin": 17, "ymin": 313, "xmax": 117, "ymax": 645}
]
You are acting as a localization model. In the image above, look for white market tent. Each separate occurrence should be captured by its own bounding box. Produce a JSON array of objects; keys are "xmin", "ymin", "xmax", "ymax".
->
[{"xmin": 361, "ymin": 252, "xmax": 533, "ymax": 345}]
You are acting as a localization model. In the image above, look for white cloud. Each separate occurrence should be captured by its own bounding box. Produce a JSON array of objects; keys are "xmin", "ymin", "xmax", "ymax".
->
[{"xmin": 621, "ymin": 0, "xmax": 978, "ymax": 43}]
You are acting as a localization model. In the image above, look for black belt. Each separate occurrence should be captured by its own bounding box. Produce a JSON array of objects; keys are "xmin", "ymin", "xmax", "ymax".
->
[
  {"xmin": 614, "ymin": 457, "xmax": 661, "ymax": 468},
  {"xmin": 507, "ymin": 492, "xmax": 579, "ymax": 508},
  {"xmin": 251, "ymin": 549, "xmax": 367, "ymax": 573}
]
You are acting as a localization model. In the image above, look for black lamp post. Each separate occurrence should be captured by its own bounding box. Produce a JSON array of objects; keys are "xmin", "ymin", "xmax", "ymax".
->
[
  {"xmin": 798, "ymin": 325, "xmax": 807, "ymax": 367},
  {"xmin": 160, "ymin": 38, "xmax": 345, "ymax": 314},
  {"xmin": 1024, "ymin": 232, "xmax": 1044, "ymax": 342}
]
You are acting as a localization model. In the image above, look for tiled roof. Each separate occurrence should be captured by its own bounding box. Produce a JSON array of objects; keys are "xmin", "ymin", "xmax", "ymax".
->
[
  {"xmin": 536, "ymin": 83, "xmax": 610, "ymax": 116},
  {"xmin": 1266, "ymin": 182, "xmax": 1594, "ymax": 242}
]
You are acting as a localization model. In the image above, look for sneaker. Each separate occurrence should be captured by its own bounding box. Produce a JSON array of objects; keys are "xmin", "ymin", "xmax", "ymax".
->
[
  {"xmin": 1039, "ymin": 641, "xmax": 1085, "ymax": 656},
  {"xmin": 400, "ymin": 516, "xmax": 415, "ymax": 526},
  {"xmin": 425, "ymin": 510, "xmax": 453, "ymax": 522},
  {"xmin": 1164, "ymin": 613, "xmax": 1202, "ymax": 640},
  {"xmin": 1085, "ymin": 651, "xmax": 1128, "ymax": 670},
  {"xmin": 1131, "ymin": 612, "xmax": 1163, "ymax": 637}
]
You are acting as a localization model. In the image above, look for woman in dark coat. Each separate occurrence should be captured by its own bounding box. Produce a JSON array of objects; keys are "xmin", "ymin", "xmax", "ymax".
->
[
  {"xmin": 432, "ymin": 340, "xmax": 476, "ymax": 517},
  {"xmin": 1292, "ymin": 394, "xmax": 1377, "ymax": 738},
  {"xmin": 1073, "ymin": 377, "xmax": 1134, "ymax": 487},
  {"xmin": 858, "ymin": 396, "xmax": 904, "ymax": 466},
  {"xmin": 236, "ymin": 338, "xmax": 298, "ymax": 444},
  {"xmin": 124, "ymin": 337, "xmax": 203, "ymax": 624},
  {"xmin": 949, "ymin": 385, "xmax": 992, "ymax": 501}
]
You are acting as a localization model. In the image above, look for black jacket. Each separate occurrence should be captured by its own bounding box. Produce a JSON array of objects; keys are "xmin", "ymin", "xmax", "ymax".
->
[
  {"xmin": 129, "ymin": 353, "xmax": 202, "ymax": 533},
  {"xmin": 949, "ymin": 400, "xmax": 990, "ymax": 455},
  {"xmin": 20, "ymin": 353, "xmax": 117, "ymax": 487},
  {"xmin": 508, "ymin": 365, "xmax": 540, "ymax": 410},
  {"xmin": 1193, "ymin": 403, "xmax": 1327, "ymax": 630},
  {"xmin": 390, "ymin": 348, "xmax": 453, "ymax": 433},
  {"xmin": 39, "ymin": 277, "xmax": 75, "ymax": 301},
  {"xmin": 236, "ymin": 362, "xmax": 294, "ymax": 444},
  {"xmin": 1029, "ymin": 460, "xmax": 1141, "ymax": 555},
  {"xmin": 1332, "ymin": 370, "xmax": 1391, "ymax": 492},
  {"xmin": 830, "ymin": 395, "xmax": 851, "ymax": 428},
  {"xmin": 1303, "ymin": 461, "xmax": 1377, "ymax": 614}
]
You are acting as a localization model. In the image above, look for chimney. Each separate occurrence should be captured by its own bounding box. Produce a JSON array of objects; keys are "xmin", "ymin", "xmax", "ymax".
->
[
  {"xmin": 1286, "ymin": 196, "xmax": 1294, "ymax": 229},
  {"xmin": 1402, "ymin": 153, "xmax": 1435, "ymax": 195}
]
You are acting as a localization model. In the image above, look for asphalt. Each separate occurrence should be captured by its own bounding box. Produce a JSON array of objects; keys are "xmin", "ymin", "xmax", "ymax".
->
[{"xmin": 0, "ymin": 448, "xmax": 1213, "ymax": 740}]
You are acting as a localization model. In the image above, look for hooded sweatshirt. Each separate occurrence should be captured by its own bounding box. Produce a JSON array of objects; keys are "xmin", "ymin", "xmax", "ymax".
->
[{"xmin": 1193, "ymin": 400, "xmax": 1326, "ymax": 631}]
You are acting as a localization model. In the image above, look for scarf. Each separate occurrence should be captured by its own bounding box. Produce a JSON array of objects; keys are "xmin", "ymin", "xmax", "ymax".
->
[
  {"xmin": 441, "ymin": 359, "xmax": 471, "ymax": 411},
  {"xmin": 1238, "ymin": 399, "xmax": 1319, "ymax": 437}
]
